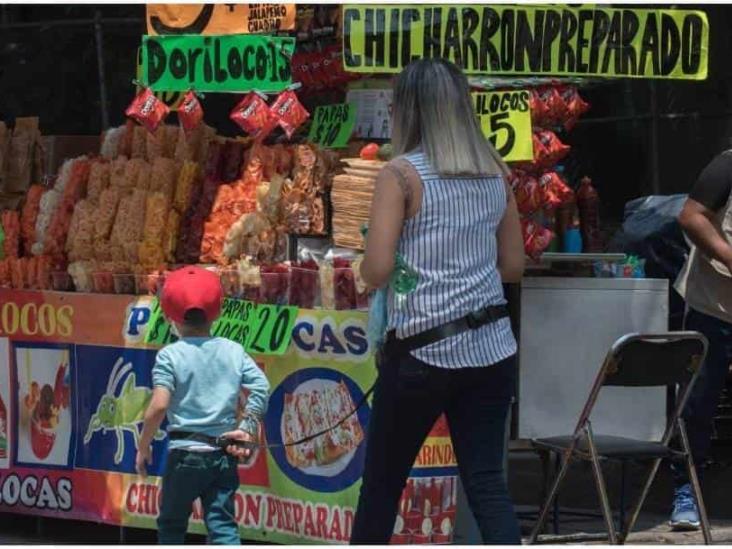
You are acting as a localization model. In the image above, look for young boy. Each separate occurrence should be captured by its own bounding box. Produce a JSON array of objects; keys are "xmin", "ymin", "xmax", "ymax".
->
[{"xmin": 135, "ymin": 266, "xmax": 270, "ymax": 545}]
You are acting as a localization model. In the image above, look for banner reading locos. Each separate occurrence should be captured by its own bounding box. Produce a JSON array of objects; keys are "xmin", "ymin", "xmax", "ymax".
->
[
  {"xmin": 342, "ymin": 5, "xmax": 709, "ymax": 80},
  {"xmin": 0, "ymin": 290, "xmax": 458, "ymax": 544}
]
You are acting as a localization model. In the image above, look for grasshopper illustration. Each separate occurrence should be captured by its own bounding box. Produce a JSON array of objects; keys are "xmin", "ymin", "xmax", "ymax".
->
[{"xmin": 84, "ymin": 357, "xmax": 165, "ymax": 464}]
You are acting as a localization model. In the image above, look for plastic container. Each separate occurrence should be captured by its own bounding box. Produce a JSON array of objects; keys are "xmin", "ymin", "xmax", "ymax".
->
[
  {"xmin": 51, "ymin": 271, "xmax": 74, "ymax": 292},
  {"xmin": 92, "ymin": 271, "xmax": 114, "ymax": 294},
  {"xmin": 562, "ymin": 227, "xmax": 583, "ymax": 253},
  {"xmin": 135, "ymin": 273, "xmax": 164, "ymax": 296},
  {"xmin": 259, "ymin": 271, "xmax": 290, "ymax": 305},
  {"xmin": 113, "ymin": 273, "xmax": 136, "ymax": 295},
  {"xmin": 220, "ymin": 269, "xmax": 241, "ymax": 298},
  {"xmin": 288, "ymin": 266, "xmax": 319, "ymax": 309}
]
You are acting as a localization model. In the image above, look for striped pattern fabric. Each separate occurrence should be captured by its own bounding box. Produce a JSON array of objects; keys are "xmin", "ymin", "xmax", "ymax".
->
[{"xmin": 386, "ymin": 151, "xmax": 517, "ymax": 368}]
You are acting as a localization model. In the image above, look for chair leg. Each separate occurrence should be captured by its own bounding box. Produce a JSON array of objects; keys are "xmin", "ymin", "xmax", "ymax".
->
[
  {"xmin": 619, "ymin": 461, "xmax": 627, "ymax": 533},
  {"xmin": 585, "ymin": 424, "xmax": 618, "ymax": 544},
  {"xmin": 536, "ymin": 449, "xmax": 552, "ymax": 535},
  {"xmin": 528, "ymin": 446, "xmax": 576, "ymax": 544},
  {"xmin": 679, "ymin": 418, "xmax": 712, "ymax": 545},
  {"xmin": 619, "ymin": 457, "xmax": 662, "ymax": 544},
  {"xmin": 553, "ymin": 453, "xmax": 560, "ymax": 535}
]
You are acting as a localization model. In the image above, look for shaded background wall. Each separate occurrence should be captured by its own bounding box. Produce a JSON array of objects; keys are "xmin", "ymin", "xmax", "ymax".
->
[{"xmin": 1, "ymin": 4, "xmax": 731, "ymax": 222}]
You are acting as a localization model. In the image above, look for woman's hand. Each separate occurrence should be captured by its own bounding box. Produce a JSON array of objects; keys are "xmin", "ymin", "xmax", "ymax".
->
[{"xmin": 135, "ymin": 445, "xmax": 152, "ymax": 478}]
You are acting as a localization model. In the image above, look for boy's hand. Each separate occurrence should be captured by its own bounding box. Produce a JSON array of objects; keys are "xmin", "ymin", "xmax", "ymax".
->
[
  {"xmin": 221, "ymin": 429, "xmax": 256, "ymax": 462},
  {"xmin": 135, "ymin": 445, "xmax": 152, "ymax": 478}
]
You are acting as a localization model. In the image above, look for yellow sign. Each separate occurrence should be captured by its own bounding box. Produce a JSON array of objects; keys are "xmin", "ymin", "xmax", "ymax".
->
[
  {"xmin": 473, "ymin": 90, "xmax": 533, "ymax": 162},
  {"xmin": 342, "ymin": 5, "xmax": 709, "ymax": 80},
  {"xmin": 135, "ymin": 48, "xmax": 183, "ymax": 111},
  {"xmin": 146, "ymin": 4, "xmax": 296, "ymax": 35}
]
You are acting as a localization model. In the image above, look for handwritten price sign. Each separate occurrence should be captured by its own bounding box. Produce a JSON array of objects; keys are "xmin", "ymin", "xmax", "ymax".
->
[
  {"xmin": 144, "ymin": 297, "xmax": 297, "ymax": 355},
  {"xmin": 308, "ymin": 103, "xmax": 356, "ymax": 148},
  {"xmin": 473, "ymin": 90, "xmax": 533, "ymax": 162}
]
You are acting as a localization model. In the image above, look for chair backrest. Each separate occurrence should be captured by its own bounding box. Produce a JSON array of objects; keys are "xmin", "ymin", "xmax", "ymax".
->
[{"xmin": 573, "ymin": 332, "xmax": 708, "ymax": 434}]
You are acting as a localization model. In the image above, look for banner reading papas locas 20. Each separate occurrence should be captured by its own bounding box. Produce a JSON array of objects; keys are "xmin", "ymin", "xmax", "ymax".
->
[{"xmin": 342, "ymin": 5, "xmax": 709, "ymax": 80}]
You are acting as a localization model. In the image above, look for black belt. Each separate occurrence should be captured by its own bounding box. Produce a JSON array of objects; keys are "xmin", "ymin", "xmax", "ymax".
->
[
  {"xmin": 384, "ymin": 305, "xmax": 509, "ymax": 355},
  {"xmin": 168, "ymin": 431, "xmax": 258, "ymax": 451}
]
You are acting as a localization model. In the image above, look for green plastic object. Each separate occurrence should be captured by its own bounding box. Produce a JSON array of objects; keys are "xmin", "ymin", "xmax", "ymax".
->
[{"xmin": 361, "ymin": 224, "xmax": 418, "ymax": 294}]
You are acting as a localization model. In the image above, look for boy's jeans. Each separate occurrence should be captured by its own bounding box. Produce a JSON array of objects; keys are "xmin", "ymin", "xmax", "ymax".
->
[{"xmin": 158, "ymin": 450, "xmax": 240, "ymax": 545}]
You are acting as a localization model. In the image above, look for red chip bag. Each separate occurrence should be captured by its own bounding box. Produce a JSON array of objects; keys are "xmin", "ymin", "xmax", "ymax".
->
[
  {"xmin": 125, "ymin": 87, "xmax": 170, "ymax": 133},
  {"xmin": 529, "ymin": 89, "xmax": 547, "ymax": 125},
  {"xmin": 537, "ymin": 87, "xmax": 565, "ymax": 127},
  {"xmin": 539, "ymin": 171, "xmax": 574, "ymax": 209},
  {"xmin": 178, "ymin": 91, "xmax": 204, "ymax": 133},
  {"xmin": 535, "ymin": 130, "xmax": 570, "ymax": 167},
  {"xmin": 514, "ymin": 175, "xmax": 543, "ymax": 215},
  {"xmin": 230, "ymin": 92, "xmax": 278, "ymax": 141},
  {"xmin": 270, "ymin": 90, "xmax": 310, "ymax": 140},
  {"xmin": 561, "ymin": 87, "xmax": 590, "ymax": 131},
  {"xmin": 522, "ymin": 218, "xmax": 554, "ymax": 259}
]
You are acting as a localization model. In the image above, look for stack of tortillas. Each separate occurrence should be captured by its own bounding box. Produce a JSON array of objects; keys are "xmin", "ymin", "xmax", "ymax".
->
[{"xmin": 331, "ymin": 158, "xmax": 385, "ymax": 250}]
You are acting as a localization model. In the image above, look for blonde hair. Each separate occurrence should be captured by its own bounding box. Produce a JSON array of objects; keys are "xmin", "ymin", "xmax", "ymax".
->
[{"xmin": 391, "ymin": 59, "xmax": 509, "ymax": 177}]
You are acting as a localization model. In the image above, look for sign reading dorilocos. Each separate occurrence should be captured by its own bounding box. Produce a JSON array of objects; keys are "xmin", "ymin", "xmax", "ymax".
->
[
  {"xmin": 141, "ymin": 34, "xmax": 295, "ymax": 93},
  {"xmin": 342, "ymin": 5, "xmax": 709, "ymax": 80},
  {"xmin": 472, "ymin": 90, "xmax": 533, "ymax": 162}
]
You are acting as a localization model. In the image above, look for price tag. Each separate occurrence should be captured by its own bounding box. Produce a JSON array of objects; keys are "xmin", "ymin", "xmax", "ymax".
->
[
  {"xmin": 246, "ymin": 304, "xmax": 298, "ymax": 356},
  {"xmin": 143, "ymin": 299, "xmax": 178, "ymax": 346},
  {"xmin": 211, "ymin": 298, "xmax": 257, "ymax": 347},
  {"xmin": 307, "ymin": 103, "xmax": 356, "ymax": 148},
  {"xmin": 473, "ymin": 90, "xmax": 533, "ymax": 162},
  {"xmin": 143, "ymin": 298, "xmax": 297, "ymax": 355}
]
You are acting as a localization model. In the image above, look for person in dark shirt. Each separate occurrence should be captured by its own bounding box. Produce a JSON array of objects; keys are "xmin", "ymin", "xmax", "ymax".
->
[{"xmin": 672, "ymin": 151, "xmax": 732, "ymax": 530}]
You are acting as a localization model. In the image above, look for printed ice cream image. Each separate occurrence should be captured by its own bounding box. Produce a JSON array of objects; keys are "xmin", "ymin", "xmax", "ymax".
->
[{"xmin": 16, "ymin": 346, "xmax": 73, "ymax": 466}]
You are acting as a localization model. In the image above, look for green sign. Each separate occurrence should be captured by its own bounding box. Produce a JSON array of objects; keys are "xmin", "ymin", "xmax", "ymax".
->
[
  {"xmin": 307, "ymin": 103, "xmax": 357, "ymax": 148},
  {"xmin": 144, "ymin": 297, "xmax": 296, "ymax": 355},
  {"xmin": 245, "ymin": 304, "xmax": 298, "ymax": 355},
  {"xmin": 472, "ymin": 90, "xmax": 534, "ymax": 162},
  {"xmin": 141, "ymin": 34, "xmax": 295, "ymax": 93}
]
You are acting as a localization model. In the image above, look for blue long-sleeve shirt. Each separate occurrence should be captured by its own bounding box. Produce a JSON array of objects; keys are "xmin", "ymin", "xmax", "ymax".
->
[{"xmin": 152, "ymin": 337, "xmax": 270, "ymax": 451}]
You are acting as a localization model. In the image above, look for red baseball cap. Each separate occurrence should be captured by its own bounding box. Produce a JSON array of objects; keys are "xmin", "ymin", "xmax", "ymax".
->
[{"xmin": 160, "ymin": 266, "xmax": 223, "ymax": 325}]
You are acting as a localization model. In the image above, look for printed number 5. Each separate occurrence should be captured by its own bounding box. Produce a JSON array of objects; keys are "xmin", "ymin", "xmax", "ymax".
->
[{"xmin": 488, "ymin": 113, "xmax": 515, "ymax": 158}]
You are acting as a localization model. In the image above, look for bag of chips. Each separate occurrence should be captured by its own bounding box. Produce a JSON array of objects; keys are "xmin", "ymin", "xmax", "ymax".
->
[
  {"xmin": 270, "ymin": 90, "xmax": 310, "ymax": 139},
  {"xmin": 539, "ymin": 171, "xmax": 574, "ymax": 209},
  {"xmin": 522, "ymin": 218, "xmax": 555, "ymax": 259},
  {"xmin": 179, "ymin": 91, "xmax": 205, "ymax": 133},
  {"xmin": 230, "ymin": 92, "xmax": 278, "ymax": 141},
  {"xmin": 513, "ymin": 173, "xmax": 544, "ymax": 215},
  {"xmin": 125, "ymin": 87, "xmax": 170, "ymax": 133}
]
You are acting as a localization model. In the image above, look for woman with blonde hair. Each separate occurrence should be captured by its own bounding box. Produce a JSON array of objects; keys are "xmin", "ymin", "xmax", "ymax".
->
[{"xmin": 351, "ymin": 58, "xmax": 524, "ymax": 544}]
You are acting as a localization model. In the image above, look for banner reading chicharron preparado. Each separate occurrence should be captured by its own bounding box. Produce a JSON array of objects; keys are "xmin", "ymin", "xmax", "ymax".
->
[
  {"xmin": 0, "ymin": 290, "xmax": 458, "ymax": 544},
  {"xmin": 342, "ymin": 5, "xmax": 709, "ymax": 80}
]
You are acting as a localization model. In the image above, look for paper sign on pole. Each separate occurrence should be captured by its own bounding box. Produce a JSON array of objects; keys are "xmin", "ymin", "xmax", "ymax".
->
[
  {"xmin": 147, "ymin": 4, "xmax": 296, "ymax": 36},
  {"xmin": 308, "ymin": 103, "xmax": 357, "ymax": 148},
  {"xmin": 473, "ymin": 90, "xmax": 534, "ymax": 162}
]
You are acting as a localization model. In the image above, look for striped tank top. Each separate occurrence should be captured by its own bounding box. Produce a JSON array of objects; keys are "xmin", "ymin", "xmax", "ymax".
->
[{"xmin": 386, "ymin": 151, "xmax": 517, "ymax": 369}]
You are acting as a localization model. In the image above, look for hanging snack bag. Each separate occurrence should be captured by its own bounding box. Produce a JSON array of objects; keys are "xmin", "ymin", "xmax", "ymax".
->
[
  {"xmin": 125, "ymin": 87, "xmax": 170, "ymax": 133},
  {"xmin": 230, "ymin": 92, "xmax": 278, "ymax": 141},
  {"xmin": 178, "ymin": 91, "xmax": 204, "ymax": 134},
  {"xmin": 270, "ymin": 90, "xmax": 310, "ymax": 139}
]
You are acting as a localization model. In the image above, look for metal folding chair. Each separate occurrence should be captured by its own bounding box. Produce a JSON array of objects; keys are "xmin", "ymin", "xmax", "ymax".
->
[{"xmin": 527, "ymin": 332, "xmax": 712, "ymax": 545}]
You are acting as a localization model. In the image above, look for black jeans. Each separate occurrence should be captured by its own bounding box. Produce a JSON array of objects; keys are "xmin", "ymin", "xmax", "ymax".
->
[
  {"xmin": 672, "ymin": 307, "xmax": 732, "ymax": 486},
  {"xmin": 351, "ymin": 352, "xmax": 521, "ymax": 544}
]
